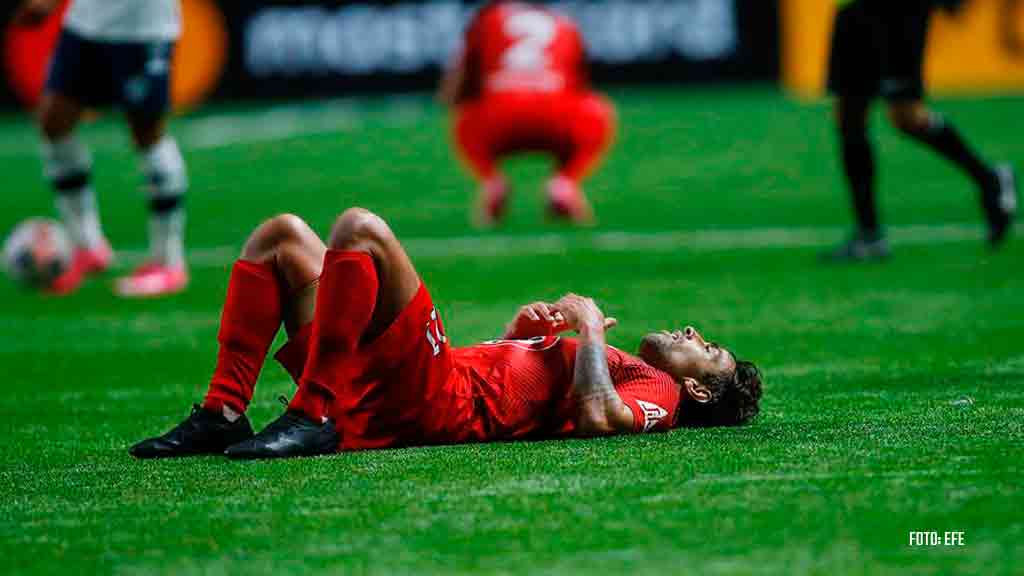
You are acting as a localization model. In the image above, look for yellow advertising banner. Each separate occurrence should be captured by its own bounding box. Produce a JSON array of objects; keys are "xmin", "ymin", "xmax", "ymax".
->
[{"xmin": 782, "ymin": 0, "xmax": 1024, "ymax": 97}]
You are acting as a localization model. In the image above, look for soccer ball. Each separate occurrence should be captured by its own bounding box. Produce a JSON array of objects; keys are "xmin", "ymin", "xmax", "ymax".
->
[{"xmin": 3, "ymin": 218, "xmax": 73, "ymax": 289}]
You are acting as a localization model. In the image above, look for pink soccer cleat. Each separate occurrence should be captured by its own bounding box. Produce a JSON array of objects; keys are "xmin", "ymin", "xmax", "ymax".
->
[
  {"xmin": 473, "ymin": 176, "xmax": 509, "ymax": 228},
  {"xmin": 47, "ymin": 240, "xmax": 114, "ymax": 295},
  {"xmin": 546, "ymin": 177, "xmax": 594, "ymax": 225},
  {"xmin": 114, "ymin": 262, "xmax": 188, "ymax": 298}
]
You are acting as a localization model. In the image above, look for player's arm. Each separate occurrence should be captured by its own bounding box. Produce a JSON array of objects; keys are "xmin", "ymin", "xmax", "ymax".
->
[
  {"xmin": 14, "ymin": 0, "xmax": 60, "ymax": 27},
  {"xmin": 438, "ymin": 12, "xmax": 483, "ymax": 107},
  {"xmin": 572, "ymin": 26, "xmax": 592, "ymax": 90},
  {"xmin": 553, "ymin": 294, "xmax": 632, "ymax": 436},
  {"xmin": 437, "ymin": 53, "xmax": 469, "ymax": 107}
]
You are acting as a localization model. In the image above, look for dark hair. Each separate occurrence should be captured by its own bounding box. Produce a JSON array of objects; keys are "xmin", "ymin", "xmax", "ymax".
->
[{"xmin": 676, "ymin": 358, "xmax": 763, "ymax": 428}]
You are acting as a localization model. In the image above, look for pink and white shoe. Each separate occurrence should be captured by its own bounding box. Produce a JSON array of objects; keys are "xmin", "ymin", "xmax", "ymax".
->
[
  {"xmin": 47, "ymin": 240, "xmax": 114, "ymax": 296},
  {"xmin": 473, "ymin": 176, "xmax": 509, "ymax": 228},
  {"xmin": 114, "ymin": 262, "xmax": 188, "ymax": 298},
  {"xmin": 546, "ymin": 177, "xmax": 594, "ymax": 225}
]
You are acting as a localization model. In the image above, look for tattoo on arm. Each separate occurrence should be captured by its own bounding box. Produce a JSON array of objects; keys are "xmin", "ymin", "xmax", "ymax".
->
[
  {"xmin": 573, "ymin": 341, "xmax": 617, "ymax": 402},
  {"xmin": 573, "ymin": 339, "xmax": 633, "ymax": 435}
]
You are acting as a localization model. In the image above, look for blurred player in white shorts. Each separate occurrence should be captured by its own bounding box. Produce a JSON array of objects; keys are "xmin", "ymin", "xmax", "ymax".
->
[{"xmin": 15, "ymin": 0, "xmax": 188, "ymax": 297}]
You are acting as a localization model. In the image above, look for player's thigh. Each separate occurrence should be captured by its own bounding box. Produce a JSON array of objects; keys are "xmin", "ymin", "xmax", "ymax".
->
[
  {"xmin": 568, "ymin": 93, "xmax": 616, "ymax": 147},
  {"xmin": 39, "ymin": 31, "xmax": 100, "ymax": 139},
  {"xmin": 455, "ymin": 100, "xmax": 504, "ymax": 157},
  {"xmin": 328, "ymin": 208, "xmax": 421, "ymax": 339},
  {"xmin": 878, "ymin": 3, "xmax": 929, "ymax": 102},
  {"xmin": 454, "ymin": 101, "xmax": 483, "ymax": 146},
  {"xmin": 827, "ymin": 2, "xmax": 882, "ymax": 99},
  {"xmin": 108, "ymin": 40, "xmax": 174, "ymax": 143}
]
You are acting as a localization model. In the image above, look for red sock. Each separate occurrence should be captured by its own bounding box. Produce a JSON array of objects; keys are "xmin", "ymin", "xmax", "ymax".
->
[
  {"xmin": 203, "ymin": 260, "xmax": 282, "ymax": 414},
  {"xmin": 289, "ymin": 250, "xmax": 378, "ymax": 421}
]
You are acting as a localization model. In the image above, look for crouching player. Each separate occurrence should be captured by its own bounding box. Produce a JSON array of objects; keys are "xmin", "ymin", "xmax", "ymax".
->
[
  {"xmin": 440, "ymin": 1, "xmax": 616, "ymax": 226},
  {"xmin": 130, "ymin": 209, "xmax": 762, "ymax": 459}
]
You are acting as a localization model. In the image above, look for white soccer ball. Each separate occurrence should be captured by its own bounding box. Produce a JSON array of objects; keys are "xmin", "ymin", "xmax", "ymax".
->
[{"xmin": 3, "ymin": 218, "xmax": 73, "ymax": 289}]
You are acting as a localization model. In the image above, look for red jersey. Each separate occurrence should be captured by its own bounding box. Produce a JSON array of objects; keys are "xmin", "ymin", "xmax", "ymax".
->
[
  {"xmin": 461, "ymin": 2, "xmax": 589, "ymax": 97},
  {"xmin": 275, "ymin": 287, "xmax": 678, "ymax": 451},
  {"xmin": 449, "ymin": 336, "xmax": 681, "ymax": 441}
]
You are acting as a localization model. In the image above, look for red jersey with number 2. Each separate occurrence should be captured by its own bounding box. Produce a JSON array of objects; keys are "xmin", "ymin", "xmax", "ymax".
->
[{"xmin": 462, "ymin": 2, "xmax": 589, "ymax": 97}]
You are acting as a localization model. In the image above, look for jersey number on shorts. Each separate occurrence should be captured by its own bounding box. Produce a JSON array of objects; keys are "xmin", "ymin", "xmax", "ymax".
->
[
  {"xmin": 501, "ymin": 9, "xmax": 557, "ymax": 72},
  {"xmin": 425, "ymin": 307, "xmax": 447, "ymax": 356}
]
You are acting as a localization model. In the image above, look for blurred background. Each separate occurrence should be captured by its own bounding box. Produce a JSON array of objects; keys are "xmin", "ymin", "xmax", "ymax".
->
[{"xmin": 3, "ymin": 0, "xmax": 1022, "ymax": 113}]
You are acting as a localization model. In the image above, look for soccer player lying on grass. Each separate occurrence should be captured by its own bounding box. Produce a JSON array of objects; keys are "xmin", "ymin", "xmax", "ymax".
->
[{"xmin": 130, "ymin": 209, "xmax": 762, "ymax": 459}]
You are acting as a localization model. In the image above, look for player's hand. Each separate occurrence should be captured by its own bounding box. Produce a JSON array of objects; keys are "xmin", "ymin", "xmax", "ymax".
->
[
  {"xmin": 551, "ymin": 294, "xmax": 617, "ymax": 337},
  {"xmin": 504, "ymin": 301, "xmax": 562, "ymax": 339},
  {"xmin": 14, "ymin": 0, "xmax": 59, "ymax": 27}
]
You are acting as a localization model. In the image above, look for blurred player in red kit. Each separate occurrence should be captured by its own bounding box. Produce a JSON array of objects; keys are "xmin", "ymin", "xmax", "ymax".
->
[
  {"xmin": 130, "ymin": 208, "xmax": 762, "ymax": 459},
  {"xmin": 440, "ymin": 1, "xmax": 616, "ymax": 226}
]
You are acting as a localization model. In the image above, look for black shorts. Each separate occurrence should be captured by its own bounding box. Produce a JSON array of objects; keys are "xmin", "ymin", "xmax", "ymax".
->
[
  {"xmin": 45, "ymin": 29, "xmax": 174, "ymax": 120},
  {"xmin": 827, "ymin": 0, "xmax": 932, "ymax": 101}
]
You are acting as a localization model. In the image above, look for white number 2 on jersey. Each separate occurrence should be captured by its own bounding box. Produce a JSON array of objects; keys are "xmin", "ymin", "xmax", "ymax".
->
[{"xmin": 502, "ymin": 9, "xmax": 557, "ymax": 72}]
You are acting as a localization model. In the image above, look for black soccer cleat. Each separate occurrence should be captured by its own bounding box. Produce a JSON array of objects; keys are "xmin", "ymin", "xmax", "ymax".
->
[
  {"xmin": 224, "ymin": 411, "xmax": 338, "ymax": 460},
  {"xmin": 129, "ymin": 404, "xmax": 254, "ymax": 459},
  {"xmin": 821, "ymin": 230, "xmax": 891, "ymax": 263},
  {"xmin": 981, "ymin": 164, "xmax": 1017, "ymax": 248}
]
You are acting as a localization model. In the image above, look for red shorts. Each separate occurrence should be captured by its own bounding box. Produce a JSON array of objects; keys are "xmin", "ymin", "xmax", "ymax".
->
[
  {"xmin": 454, "ymin": 91, "xmax": 614, "ymax": 175},
  {"xmin": 274, "ymin": 284, "xmax": 476, "ymax": 451}
]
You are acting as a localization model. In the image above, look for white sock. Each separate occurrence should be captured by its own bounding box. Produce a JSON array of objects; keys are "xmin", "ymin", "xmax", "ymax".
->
[
  {"xmin": 42, "ymin": 135, "xmax": 105, "ymax": 249},
  {"xmin": 140, "ymin": 136, "xmax": 187, "ymax": 268},
  {"xmin": 55, "ymin": 187, "xmax": 105, "ymax": 249},
  {"xmin": 148, "ymin": 209, "xmax": 185, "ymax": 268}
]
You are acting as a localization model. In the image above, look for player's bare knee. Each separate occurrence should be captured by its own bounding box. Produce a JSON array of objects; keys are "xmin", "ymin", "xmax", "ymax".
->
[
  {"xmin": 241, "ymin": 213, "xmax": 310, "ymax": 261},
  {"xmin": 128, "ymin": 118, "xmax": 166, "ymax": 150},
  {"xmin": 329, "ymin": 208, "xmax": 392, "ymax": 251},
  {"xmin": 887, "ymin": 103, "xmax": 928, "ymax": 134},
  {"xmin": 38, "ymin": 102, "xmax": 71, "ymax": 141}
]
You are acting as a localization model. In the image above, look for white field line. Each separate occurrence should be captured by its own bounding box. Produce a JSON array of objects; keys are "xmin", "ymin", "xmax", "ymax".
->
[
  {"xmin": 0, "ymin": 97, "xmax": 428, "ymax": 156},
  {"xmin": 181, "ymin": 105, "xmax": 359, "ymax": 150},
  {"xmin": 114, "ymin": 222, "xmax": 1021, "ymax": 269}
]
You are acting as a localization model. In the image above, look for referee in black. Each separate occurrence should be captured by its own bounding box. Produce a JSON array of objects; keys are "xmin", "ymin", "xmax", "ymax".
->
[{"xmin": 825, "ymin": 0, "xmax": 1017, "ymax": 261}]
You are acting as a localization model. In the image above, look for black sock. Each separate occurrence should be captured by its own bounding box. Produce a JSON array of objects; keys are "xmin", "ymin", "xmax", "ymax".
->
[
  {"xmin": 839, "ymin": 104, "xmax": 879, "ymax": 236},
  {"xmin": 901, "ymin": 115, "xmax": 995, "ymax": 190}
]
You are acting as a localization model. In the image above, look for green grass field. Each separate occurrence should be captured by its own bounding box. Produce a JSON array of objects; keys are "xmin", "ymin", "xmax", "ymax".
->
[{"xmin": 1, "ymin": 87, "xmax": 1022, "ymax": 574}]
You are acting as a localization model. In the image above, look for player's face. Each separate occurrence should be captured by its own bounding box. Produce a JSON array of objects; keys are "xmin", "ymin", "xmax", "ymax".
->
[{"xmin": 638, "ymin": 326, "xmax": 736, "ymax": 382}]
